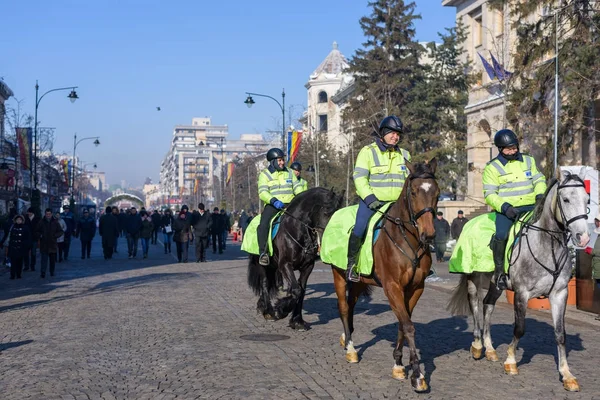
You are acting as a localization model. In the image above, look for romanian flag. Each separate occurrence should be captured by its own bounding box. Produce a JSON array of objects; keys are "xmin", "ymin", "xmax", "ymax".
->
[
  {"xmin": 287, "ymin": 130, "xmax": 303, "ymax": 166},
  {"xmin": 16, "ymin": 127, "xmax": 33, "ymax": 170},
  {"xmin": 226, "ymin": 163, "xmax": 234, "ymax": 186},
  {"xmin": 60, "ymin": 159, "xmax": 70, "ymax": 184}
]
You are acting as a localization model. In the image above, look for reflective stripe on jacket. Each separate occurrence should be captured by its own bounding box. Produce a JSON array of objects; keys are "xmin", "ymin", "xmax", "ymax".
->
[
  {"xmin": 296, "ymin": 177, "xmax": 308, "ymax": 194},
  {"xmin": 257, "ymin": 168, "xmax": 300, "ymax": 205},
  {"xmin": 482, "ymin": 154, "xmax": 546, "ymax": 212},
  {"xmin": 353, "ymin": 142, "xmax": 411, "ymax": 202}
]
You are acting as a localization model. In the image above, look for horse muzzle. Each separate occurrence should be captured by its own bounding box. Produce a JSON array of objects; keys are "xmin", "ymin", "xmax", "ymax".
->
[{"xmin": 574, "ymin": 231, "xmax": 590, "ymax": 248}]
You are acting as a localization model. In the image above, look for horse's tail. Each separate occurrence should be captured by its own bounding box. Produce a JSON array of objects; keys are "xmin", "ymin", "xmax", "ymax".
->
[
  {"xmin": 247, "ymin": 255, "xmax": 277, "ymax": 296},
  {"xmin": 447, "ymin": 274, "xmax": 471, "ymax": 316}
]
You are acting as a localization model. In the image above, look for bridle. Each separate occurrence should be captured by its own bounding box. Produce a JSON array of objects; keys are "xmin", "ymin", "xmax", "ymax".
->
[{"xmin": 554, "ymin": 174, "xmax": 588, "ymax": 229}]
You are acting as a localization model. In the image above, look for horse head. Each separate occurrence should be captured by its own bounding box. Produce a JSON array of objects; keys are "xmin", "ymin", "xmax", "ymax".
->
[
  {"xmin": 404, "ymin": 158, "xmax": 440, "ymax": 242},
  {"xmin": 554, "ymin": 168, "xmax": 590, "ymax": 247}
]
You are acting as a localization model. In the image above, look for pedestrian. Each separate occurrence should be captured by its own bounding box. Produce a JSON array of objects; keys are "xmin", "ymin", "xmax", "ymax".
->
[
  {"xmin": 37, "ymin": 208, "xmax": 64, "ymax": 278},
  {"xmin": 0, "ymin": 208, "xmax": 17, "ymax": 268},
  {"xmin": 77, "ymin": 208, "xmax": 96, "ymax": 259},
  {"xmin": 433, "ymin": 211, "xmax": 450, "ymax": 262},
  {"xmin": 99, "ymin": 206, "xmax": 119, "ymax": 260},
  {"xmin": 585, "ymin": 215, "xmax": 600, "ymax": 320},
  {"xmin": 450, "ymin": 210, "xmax": 469, "ymax": 240},
  {"xmin": 173, "ymin": 210, "xmax": 191, "ymax": 262},
  {"xmin": 220, "ymin": 208, "xmax": 230, "ymax": 250},
  {"xmin": 161, "ymin": 209, "xmax": 174, "ymax": 254},
  {"xmin": 239, "ymin": 210, "xmax": 249, "ymax": 241},
  {"xmin": 151, "ymin": 210, "xmax": 161, "ymax": 244},
  {"xmin": 125, "ymin": 207, "xmax": 142, "ymax": 259},
  {"xmin": 5, "ymin": 214, "xmax": 31, "ymax": 279},
  {"xmin": 118, "ymin": 209, "xmax": 128, "ymax": 237},
  {"xmin": 211, "ymin": 207, "xmax": 225, "ymax": 254},
  {"xmin": 111, "ymin": 206, "xmax": 120, "ymax": 253},
  {"xmin": 140, "ymin": 211, "xmax": 154, "ymax": 259},
  {"xmin": 23, "ymin": 207, "xmax": 40, "ymax": 271},
  {"xmin": 192, "ymin": 203, "xmax": 212, "ymax": 262},
  {"xmin": 55, "ymin": 213, "xmax": 67, "ymax": 261},
  {"xmin": 60, "ymin": 205, "xmax": 75, "ymax": 261}
]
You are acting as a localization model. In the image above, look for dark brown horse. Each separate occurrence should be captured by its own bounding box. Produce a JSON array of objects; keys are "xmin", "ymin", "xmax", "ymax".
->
[{"xmin": 331, "ymin": 159, "xmax": 439, "ymax": 392}]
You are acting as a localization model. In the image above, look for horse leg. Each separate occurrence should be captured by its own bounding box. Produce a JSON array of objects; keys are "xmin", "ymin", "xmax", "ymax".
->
[
  {"xmin": 482, "ymin": 280, "xmax": 503, "ymax": 362},
  {"xmin": 333, "ymin": 267, "xmax": 360, "ymax": 363},
  {"xmin": 288, "ymin": 262, "xmax": 315, "ymax": 331},
  {"xmin": 261, "ymin": 267, "xmax": 277, "ymax": 320},
  {"xmin": 504, "ymin": 290, "xmax": 528, "ymax": 375},
  {"xmin": 273, "ymin": 260, "xmax": 298, "ymax": 320},
  {"xmin": 392, "ymin": 326, "xmax": 407, "ymax": 381},
  {"xmin": 467, "ymin": 275, "xmax": 483, "ymax": 359},
  {"xmin": 549, "ymin": 287, "xmax": 580, "ymax": 391}
]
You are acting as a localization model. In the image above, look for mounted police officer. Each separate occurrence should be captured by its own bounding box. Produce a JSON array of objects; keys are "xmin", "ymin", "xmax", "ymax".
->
[
  {"xmin": 347, "ymin": 115, "xmax": 411, "ymax": 282},
  {"xmin": 289, "ymin": 162, "xmax": 308, "ymax": 194},
  {"xmin": 257, "ymin": 148, "xmax": 302, "ymax": 266},
  {"xmin": 483, "ymin": 129, "xmax": 546, "ymax": 290}
]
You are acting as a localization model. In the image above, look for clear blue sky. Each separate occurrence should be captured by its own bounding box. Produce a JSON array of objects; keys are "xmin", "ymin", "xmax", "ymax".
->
[{"xmin": 1, "ymin": 1, "xmax": 456, "ymax": 187}]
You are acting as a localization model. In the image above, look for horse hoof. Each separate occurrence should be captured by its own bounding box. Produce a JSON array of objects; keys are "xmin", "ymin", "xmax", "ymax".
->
[
  {"xmin": 504, "ymin": 363, "xmax": 518, "ymax": 375},
  {"xmin": 412, "ymin": 378, "xmax": 428, "ymax": 393},
  {"xmin": 346, "ymin": 351, "xmax": 359, "ymax": 363},
  {"xmin": 470, "ymin": 345, "xmax": 482, "ymax": 359},
  {"xmin": 392, "ymin": 366, "xmax": 406, "ymax": 380},
  {"xmin": 485, "ymin": 350, "xmax": 499, "ymax": 362},
  {"xmin": 289, "ymin": 321, "xmax": 308, "ymax": 331},
  {"xmin": 263, "ymin": 313, "xmax": 276, "ymax": 321},
  {"xmin": 563, "ymin": 378, "xmax": 580, "ymax": 392},
  {"xmin": 339, "ymin": 334, "xmax": 345, "ymax": 348}
]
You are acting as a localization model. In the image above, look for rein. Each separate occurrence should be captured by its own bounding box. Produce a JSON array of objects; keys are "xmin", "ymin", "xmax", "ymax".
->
[{"xmin": 280, "ymin": 205, "xmax": 329, "ymax": 256}]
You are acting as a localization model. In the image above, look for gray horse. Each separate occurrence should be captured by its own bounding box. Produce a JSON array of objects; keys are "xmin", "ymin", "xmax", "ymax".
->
[{"xmin": 448, "ymin": 169, "xmax": 589, "ymax": 392}]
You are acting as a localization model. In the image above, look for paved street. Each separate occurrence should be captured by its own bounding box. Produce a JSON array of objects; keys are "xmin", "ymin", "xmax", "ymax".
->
[{"xmin": 1, "ymin": 235, "xmax": 600, "ymax": 399}]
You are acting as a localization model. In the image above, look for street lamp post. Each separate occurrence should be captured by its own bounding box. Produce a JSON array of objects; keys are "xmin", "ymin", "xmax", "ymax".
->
[
  {"xmin": 200, "ymin": 138, "xmax": 226, "ymax": 207},
  {"xmin": 34, "ymin": 81, "xmax": 78, "ymax": 189},
  {"xmin": 71, "ymin": 133, "xmax": 100, "ymax": 208},
  {"xmin": 244, "ymin": 89, "xmax": 286, "ymax": 155}
]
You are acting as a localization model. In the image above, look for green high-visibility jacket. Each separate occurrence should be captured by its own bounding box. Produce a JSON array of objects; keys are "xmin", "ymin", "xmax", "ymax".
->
[
  {"xmin": 258, "ymin": 167, "xmax": 301, "ymax": 205},
  {"xmin": 482, "ymin": 154, "xmax": 546, "ymax": 212},
  {"xmin": 296, "ymin": 177, "xmax": 308, "ymax": 194},
  {"xmin": 353, "ymin": 142, "xmax": 411, "ymax": 203}
]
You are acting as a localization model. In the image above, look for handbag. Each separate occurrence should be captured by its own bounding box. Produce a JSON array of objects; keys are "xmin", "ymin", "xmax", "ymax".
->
[{"xmin": 165, "ymin": 224, "xmax": 172, "ymax": 233}]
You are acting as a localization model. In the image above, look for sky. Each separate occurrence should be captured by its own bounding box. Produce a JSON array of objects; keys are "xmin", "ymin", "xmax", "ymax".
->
[{"xmin": 1, "ymin": 1, "xmax": 456, "ymax": 188}]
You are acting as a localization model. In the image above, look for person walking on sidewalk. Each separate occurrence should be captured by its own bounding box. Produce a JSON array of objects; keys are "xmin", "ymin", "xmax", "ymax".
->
[
  {"xmin": 5, "ymin": 215, "xmax": 31, "ymax": 279},
  {"xmin": 173, "ymin": 210, "xmax": 191, "ymax": 262},
  {"xmin": 37, "ymin": 208, "xmax": 64, "ymax": 278},
  {"xmin": 111, "ymin": 206, "xmax": 120, "ymax": 253},
  {"xmin": 450, "ymin": 210, "xmax": 469, "ymax": 240},
  {"xmin": 125, "ymin": 207, "xmax": 142, "ymax": 259},
  {"xmin": 220, "ymin": 209, "xmax": 230, "ymax": 251},
  {"xmin": 161, "ymin": 209, "xmax": 174, "ymax": 254},
  {"xmin": 433, "ymin": 212, "xmax": 450, "ymax": 262},
  {"xmin": 55, "ymin": 213, "xmax": 67, "ymax": 261},
  {"xmin": 24, "ymin": 207, "xmax": 40, "ymax": 271},
  {"xmin": 61, "ymin": 205, "xmax": 75, "ymax": 261},
  {"xmin": 211, "ymin": 207, "xmax": 224, "ymax": 254},
  {"xmin": 140, "ymin": 211, "xmax": 154, "ymax": 259},
  {"xmin": 77, "ymin": 209, "xmax": 97, "ymax": 259},
  {"xmin": 100, "ymin": 206, "xmax": 119, "ymax": 260},
  {"xmin": 192, "ymin": 203, "xmax": 212, "ymax": 262},
  {"xmin": 151, "ymin": 210, "xmax": 161, "ymax": 245}
]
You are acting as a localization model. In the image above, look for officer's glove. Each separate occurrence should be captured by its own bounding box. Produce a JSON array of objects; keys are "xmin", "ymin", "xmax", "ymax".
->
[
  {"xmin": 505, "ymin": 206, "xmax": 518, "ymax": 220},
  {"xmin": 273, "ymin": 200, "xmax": 285, "ymax": 210},
  {"xmin": 368, "ymin": 200, "xmax": 384, "ymax": 210},
  {"xmin": 535, "ymin": 194, "xmax": 544, "ymax": 202}
]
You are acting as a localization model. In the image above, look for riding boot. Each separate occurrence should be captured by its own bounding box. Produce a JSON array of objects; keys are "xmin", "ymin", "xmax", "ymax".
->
[
  {"xmin": 346, "ymin": 233, "xmax": 362, "ymax": 283},
  {"xmin": 491, "ymin": 237, "xmax": 509, "ymax": 290}
]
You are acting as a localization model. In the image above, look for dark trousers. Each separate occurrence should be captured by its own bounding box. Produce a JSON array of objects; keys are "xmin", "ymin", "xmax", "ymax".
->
[
  {"xmin": 221, "ymin": 230, "xmax": 228, "ymax": 249},
  {"xmin": 494, "ymin": 205, "xmax": 536, "ymax": 241},
  {"xmin": 57, "ymin": 242, "xmax": 65, "ymax": 261},
  {"xmin": 352, "ymin": 199, "xmax": 377, "ymax": 239},
  {"xmin": 195, "ymin": 236, "xmax": 208, "ymax": 261},
  {"xmin": 434, "ymin": 242, "xmax": 447, "ymax": 261},
  {"xmin": 211, "ymin": 232, "xmax": 224, "ymax": 253},
  {"xmin": 63, "ymin": 237, "xmax": 71, "ymax": 260},
  {"xmin": 24, "ymin": 244, "xmax": 36, "ymax": 270},
  {"xmin": 102, "ymin": 240, "xmax": 114, "ymax": 259},
  {"xmin": 127, "ymin": 233, "xmax": 139, "ymax": 257},
  {"xmin": 10, "ymin": 255, "xmax": 24, "ymax": 278},
  {"xmin": 152, "ymin": 229, "xmax": 159, "ymax": 244},
  {"xmin": 176, "ymin": 241, "xmax": 189, "ymax": 262},
  {"xmin": 81, "ymin": 240, "xmax": 92, "ymax": 258},
  {"xmin": 40, "ymin": 252, "xmax": 56, "ymax": 276},
  {"xmin": 113, "ymin": 236, "xmax": 118, "ymax": 252},
  {"xmin": 257, "ymin": 204, "xmax": 280, "ymax": 254}
]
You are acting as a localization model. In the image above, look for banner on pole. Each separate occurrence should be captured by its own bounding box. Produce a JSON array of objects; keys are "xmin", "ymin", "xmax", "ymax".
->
[
  {"xmin": 287, "ymin": 130, "xmax": 303, "ymax": 165},
  {"xmin": 16, "ymin": 127, "xmax": 33, "ymax": 170},
  {"xmin": 226, "ymin": 163, "xmax": 234, "ymax": 186}
]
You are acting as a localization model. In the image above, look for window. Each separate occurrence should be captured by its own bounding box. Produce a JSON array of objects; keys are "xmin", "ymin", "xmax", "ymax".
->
[
  {"xmin": 318, "ymin": 114, "xmax": 328, "ymax": 132},
  {"xmin": 496, "ymin": 10, "xmax": 504, "ymax": 36},
  {"xmin": 471, "ymin": 8, "xmax": 483, "ymax": 48},
  {"xmin": 318, "ymin": 91, "xmax": 328, "ymax": 103}
]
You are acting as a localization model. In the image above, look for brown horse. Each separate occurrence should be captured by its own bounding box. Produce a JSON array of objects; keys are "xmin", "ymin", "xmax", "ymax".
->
[{"xmin": 331, "ymin": 159, "xmax": 439, "ymax": 392}]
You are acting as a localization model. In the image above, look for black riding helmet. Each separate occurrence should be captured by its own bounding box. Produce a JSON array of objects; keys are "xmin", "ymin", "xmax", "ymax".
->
[
  {"xmin": 494, "ymin": 129, "xmax": 520, "ymax": 161},
  {"xmin": 289, "ymin": 162, "xmax": 302, "ymax": 172},
  {"xmin": 379, "ymin": 115, "xmax": 404, "ymax": 137},
  {"xmin": 266, "ymin": 148, "xmax": 285, "ymax": 161}
]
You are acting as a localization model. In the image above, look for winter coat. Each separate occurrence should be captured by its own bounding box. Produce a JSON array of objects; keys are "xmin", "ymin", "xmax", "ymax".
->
[
  {"xmin": 161, "ymin": 214, "xmax": 174, "ymax": 234},
  {"xmin": 77, "ymin": 216, "xmax": 97, "ymax": 242},
  {"xmin": 99, "ymin": 214, "xmax": 119, "ymax": 245},
  {"xmin": 172, "ymin": 217, "xmax": 191, "ymax": 243},
  {"xmin": 450, "ymin": 217, "xmax": 469, "ymax": 240},
  {"xmin": 61, "ymin": 211, "xmax": 76, "ymax": 239},
  {"xmin": 118, "ymin": 212, "xmax": 128, "ymax": 231},
  {"xmin": 151, "ymin": 212, "xmax": 162, "ymax": 230},
  {"xmin": 8, "ymin": 223, "xmax": 31, "ymax": 259},
  {"xmin": 25, "ymin": 214, "xmax": 40, "ymax": 241},
  {"xmin": 192, "ymin": 211, "xmax": 212, "ymax": 237},
  {"xmin": 211, "ymin": 212, "xmax": 225, "ymax": 234},
  {"xmin": 125, "ymin": 213, "xmax": 143, "ymax": 236},
  {"xmin": 140, "ymin": 218, "xmax": 154, "ymax": 239},
  {"xmin": 37, "ymin": 217, "xmax": 64, "ymax": 254},
  {"xmin": 433, "ymin": 218, "xmax": 450, "ymax": 244}
]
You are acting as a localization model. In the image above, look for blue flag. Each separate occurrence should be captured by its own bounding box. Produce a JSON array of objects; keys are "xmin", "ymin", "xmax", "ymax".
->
[
  {"xmin": 490, "ymin": 52, "xmax": 512, "ymax": 81},
  {"xmin": 478, "ymin": 53, "xmax": 497, "ymax": 81}
]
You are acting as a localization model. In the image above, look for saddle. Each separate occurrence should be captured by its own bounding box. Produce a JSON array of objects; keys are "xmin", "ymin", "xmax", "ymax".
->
[
  {"xmin": 240, "ymin": 211, "xmax": 283, "ymax": 256},
  {"xmin": 321, "ymin": 203, "xmax": 393, "ymax": 276}
]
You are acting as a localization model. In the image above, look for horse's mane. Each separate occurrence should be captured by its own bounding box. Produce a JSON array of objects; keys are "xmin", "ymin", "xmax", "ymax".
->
[
  {"xmin": 285, "ymin": 187, "xmax": 342, "ymax": 220},
  {"xmin": 529, "ymin": 177, "xmax": 558, "ymax": 224}
]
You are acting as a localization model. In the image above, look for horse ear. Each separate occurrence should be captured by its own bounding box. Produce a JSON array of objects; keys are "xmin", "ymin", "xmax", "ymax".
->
[
  {"xmin": 428, "ymin": 157, "xmax": 438, "ymax": 174},
  {"xmin": 555, "ymin": 167, "xmax": 563, "ymax": 181},
  {"xmin": 579, "ymin": 166, "xmax": 587, "ymax": 180},
  {"xmin": 405, "ymin": 158, "xmax": 414, "ymax": 175}
]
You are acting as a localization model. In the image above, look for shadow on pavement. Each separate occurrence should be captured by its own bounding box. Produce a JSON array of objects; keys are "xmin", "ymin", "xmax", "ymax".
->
[{"xmin": 0, "ymin": 339, "xmax": 34, "ymax": 352}]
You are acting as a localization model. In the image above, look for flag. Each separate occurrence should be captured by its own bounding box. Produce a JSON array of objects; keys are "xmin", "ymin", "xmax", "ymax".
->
[
  {"xmin": 16, "ymin": 127, "xmax": 33, "ymax": 170},
  {"xmin": 287, "ymin": 130, "xmax": 303, "ymax": 165},
  {"xmin": 226, "ymin": 163, "xmax": 234, "ymax": 186},
  {"xmin": 489, "ymin": 52, "xmax": 512, "ymax": 81},
  {"xmin": 478, "ymin": 53, "xmax": 497, "ymax": 81},
  {"xmin": 60, "ymin": 159, "xmax": 69, "ymax": 184},
  {"xmin": 194, "ymin": 178, "xmax": 199, "ymax": 194}
]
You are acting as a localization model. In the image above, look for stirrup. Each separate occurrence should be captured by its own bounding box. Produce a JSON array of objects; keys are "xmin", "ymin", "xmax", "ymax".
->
[
  {"xmin": 346, "ymin": 267, "xmax": 360, "ymax": 283},
  {"xmin": 258, "ymin": 253, "xmax": 270, "ymax": 266}
]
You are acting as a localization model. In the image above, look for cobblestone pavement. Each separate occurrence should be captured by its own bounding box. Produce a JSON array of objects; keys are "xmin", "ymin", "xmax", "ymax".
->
[{"xmin": 1, "ymin": 235, "xmax": 600, "ymax": 399}]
